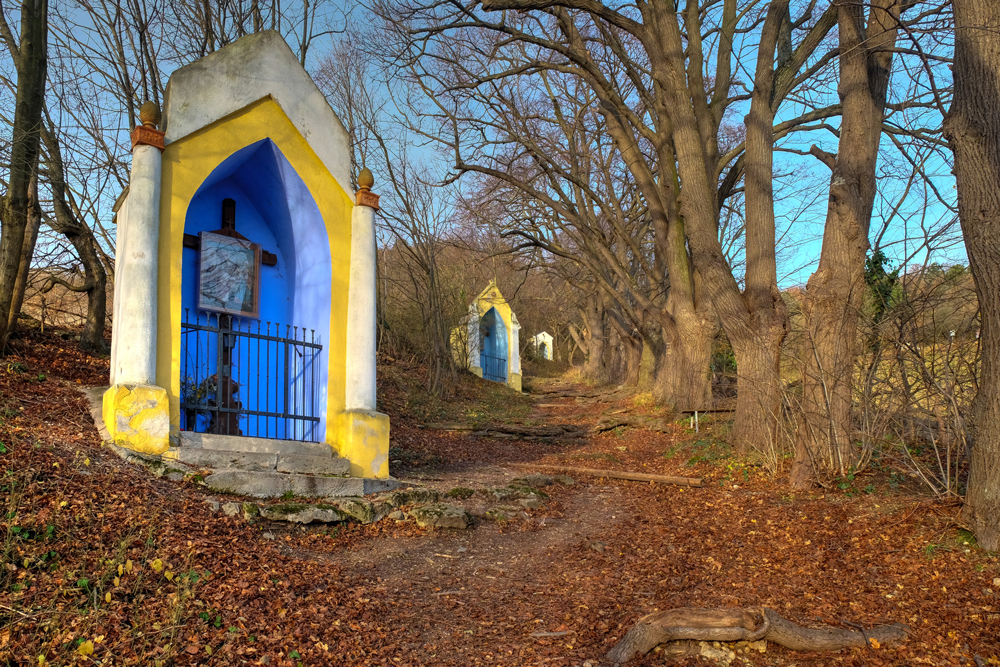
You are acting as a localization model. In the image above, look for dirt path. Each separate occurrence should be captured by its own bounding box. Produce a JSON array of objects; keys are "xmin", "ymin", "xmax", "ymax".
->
[{"xmin": 267, "ymin": 377, "xmax": 999, "ymax": 666}]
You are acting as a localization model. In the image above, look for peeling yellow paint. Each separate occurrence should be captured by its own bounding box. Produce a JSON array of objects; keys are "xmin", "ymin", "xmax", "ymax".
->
[
  {"xmin": 333, "ymin": 411, "xmax": 390, "ymax": 478},
  {"xmin": 102, "ymin": 384, "xmax": 170, "ymax": 455}
]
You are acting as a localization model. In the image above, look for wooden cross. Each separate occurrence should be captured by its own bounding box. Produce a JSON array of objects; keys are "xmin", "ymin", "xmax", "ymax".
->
[{"xmin": 182, "ymin": 198, "xmax": 277, "ymax": 266}]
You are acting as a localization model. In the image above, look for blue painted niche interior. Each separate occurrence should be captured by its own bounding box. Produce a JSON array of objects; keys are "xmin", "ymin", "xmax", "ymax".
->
[
  {"xmin": 179, "ymin": 139, "xmax": 332, "ymax": 442},
  {"xmin": 479, "ymin": 307, "xmax": 507, "ymax": 383}
]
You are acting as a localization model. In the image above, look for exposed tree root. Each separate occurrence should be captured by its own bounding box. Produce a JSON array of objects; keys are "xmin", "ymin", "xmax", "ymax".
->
[
  {"xmin": 509, "ymin": 463, "xmax": 702, "ymax": 487},
  {"xmin": 592, "ymin": 415, "xmax": 672, "ymax": 434},
  {"xmin": 607, "ymin": 607, "xmax": 909, "ymax": 664},
  {"xmin": 419, "ymin": 422, "xmax": 585, "ymax": 443}
]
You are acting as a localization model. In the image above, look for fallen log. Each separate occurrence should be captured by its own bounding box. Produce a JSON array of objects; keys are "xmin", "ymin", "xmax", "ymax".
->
[
  {"xmin": 421, "ymin": 423, "xmax": 585, "ymax": 441},
  {"xmin": 607, "ymin": 607, "xmax": 909, "ymax": 664},
  {"xmin": 509, "ymin": 463, "xmax": 702, "ymax": 487}
]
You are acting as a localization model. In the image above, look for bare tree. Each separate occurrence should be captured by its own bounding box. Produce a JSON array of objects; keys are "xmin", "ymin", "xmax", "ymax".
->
[
  {"xmin": 0, "ymin": 0, "xmax": 47, "ymax": 349},
  {"xmin": 791, "ymin": 0, "xmax": 907, "ymax": 488},
  {"xmin": 375, "ymin": 0, "xmax": 839, "ymax": 455},
  {"xmin": 319, "ymin": 35, "xmax": 462, "ymax": 396},
  {"xmin": 944, "ymin": 0, "xmax": 1000, "ymax": 550}
]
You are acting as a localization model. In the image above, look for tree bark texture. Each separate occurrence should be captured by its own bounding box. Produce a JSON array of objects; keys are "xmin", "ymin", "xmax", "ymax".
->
[
  {"xmin": 944, "ymin": 0, "xmax": 1000, "ymax": 551},
  {"xmin": 608, "ymin": 607, "xmax": 909, "ymax": 665},
  {"xmin": 0, "ymin": 0, "xmax": 48, "ymax": 350},
  {"xmin": 657, "ymin": 302, "xmax": 714, "ymax": 411},
  {"xmin": 792, "ymin": 0, "xmax": 902, "ymax": 488},
  {"xmin": 40, "ymin": 121, "xmax": 108, "ymax": 354},
  {"xmin": 581, "ymin": 293, "xmax": 607, "ymax": 383},
  {"xmin": 727, "ymin": 0, "xmax": 790, "ymax": 453},
  {"xmin": 7, "ymin": 168, "xmax": 40, "ymax": 332},
  {"xmin": 607, "ymin": 314, "xmax": 642, "ymax": 386}
]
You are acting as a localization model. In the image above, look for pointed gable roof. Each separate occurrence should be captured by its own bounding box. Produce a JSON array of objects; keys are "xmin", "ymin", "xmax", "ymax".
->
[{"xmin": 161, "ymin": 31, "xmax": 352, "ymax": 197}]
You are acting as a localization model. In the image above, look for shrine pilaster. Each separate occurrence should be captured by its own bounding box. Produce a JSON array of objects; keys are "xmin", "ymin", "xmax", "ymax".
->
[{"xmin": 103, "ymin": 101, "xmax": 170, "ymax": 455}]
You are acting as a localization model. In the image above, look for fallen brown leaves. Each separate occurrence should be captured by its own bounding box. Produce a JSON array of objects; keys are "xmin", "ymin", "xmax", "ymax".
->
[{"xmin": 1, "ymin": 332, "xmax": 998, "ymax": 666}]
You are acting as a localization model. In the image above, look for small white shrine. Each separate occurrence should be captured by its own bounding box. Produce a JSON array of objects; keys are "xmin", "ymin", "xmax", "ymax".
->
[
  {"xmin": 531, "ymin": 331, "xmax": 554, "ymax": 360},
  {"xmin": 451, "ymin": 282, "xmax": 522, "ymax": 391}
]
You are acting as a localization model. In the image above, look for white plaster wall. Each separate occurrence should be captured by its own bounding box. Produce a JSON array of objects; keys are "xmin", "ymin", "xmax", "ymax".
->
[
  {"xmin": 466, "ymin": 305, "xmax": 480, "ymax": 370},
  {"xmin": 109, "ymin": 194, "xmax": 128, "ymax": 385},
  {"xmin": 161, "ymin": 31, "xmax": 352, "ymax": 199},
  {"xmin": 532, "ymin": 331, "xmax": 554, "ymax": 360}
]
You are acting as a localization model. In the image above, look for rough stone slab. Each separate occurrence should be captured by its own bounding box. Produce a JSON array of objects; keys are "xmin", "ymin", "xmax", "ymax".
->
[
  {"xmin": 512, "ymin": 474, "xmax": 555, "ymax": 487},
  {"xmin": 165, "ymin": 447, "xmax": 277, "ymax": 471},
  {"xmin": 491, "ymin": 487, "xmax": 530, "ymax": 502},
  {"xmin": 321, "ymin": 497, "xmax": 384, "ymax": 524},
  {"xmin": 382, "ymin": 487, "xmax": 439, "ymax": 508},
  {"xmin": 260, "ymin": 503, "xmax": 349, "ymax": 524},
  {"xmin": 364, "ymin": 478, "xmax": 403, "ymax": 495},
  {"xmin": 410, "ymin": 503, "xmax": 472, "ymax": 530},
  {"xmin": 276, "ymin": 454, "xmax": 349, "ymax": 475},
  {"xmin": 78, "ymin": 385, "xmax": 112, "ymax": 441},
  {"xmin": 179, "ymin": 432, "xmax": 332, "ymax": 458},
  {"xmin": 203, "ymin": 471, "xmax": 365, "ymax": 498}
]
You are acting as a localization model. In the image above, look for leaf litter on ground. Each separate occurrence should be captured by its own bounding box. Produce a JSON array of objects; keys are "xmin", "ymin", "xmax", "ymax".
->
[{"xmin": 0, "ymin": 326, "xmax": 997, "ymax": 666}]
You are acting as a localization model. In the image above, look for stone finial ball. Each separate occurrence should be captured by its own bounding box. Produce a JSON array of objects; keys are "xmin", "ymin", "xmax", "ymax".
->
[
  {"xmin": 358, "ymin": 167, "xmax": 374, "ymax": 190},
  {"xmin": 139, "ymin": 101, "xmax": 162, "ymax": 128}
]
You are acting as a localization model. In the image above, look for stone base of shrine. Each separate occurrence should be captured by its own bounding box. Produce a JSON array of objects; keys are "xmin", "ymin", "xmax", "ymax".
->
[
  {"xmin": 508, "ymin": 372, "xmax": 522, "ymax": 392},
  {"xmin": 334, "ymin": 410, "xmax": 390, "ymax": 479},
  {"xmin": 102, "ymin": 383, "xmax": 171, "ymax": 455},
  {"xmin": 470, "ymin": 365, "xmax": 483, "ymax": 378}
]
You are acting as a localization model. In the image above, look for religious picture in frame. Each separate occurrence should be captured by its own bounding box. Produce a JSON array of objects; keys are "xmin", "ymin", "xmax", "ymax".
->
[{"xmin": 197, "ymin": 231, "xmax": 261, "ymax": 318}]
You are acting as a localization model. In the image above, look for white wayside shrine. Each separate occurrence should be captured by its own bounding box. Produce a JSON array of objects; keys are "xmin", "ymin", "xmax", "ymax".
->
[
  {"xmin": 451, "ymin": 282, "xmax": 522, "ymax": 392},
  {"xmin": 102, "ymin": 31, "xmax": 398, "ymax": 497},
  {"xmin": 531, "ymin": 331, "xmax": 554, "ymax": 360}
]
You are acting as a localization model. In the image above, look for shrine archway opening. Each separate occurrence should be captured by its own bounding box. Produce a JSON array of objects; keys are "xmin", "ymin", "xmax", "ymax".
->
[
  {"xmin": 178, "ymin": 139, "xmax": 331, "ymax": 442},
  {"xmin": 479, "ymin": 307, "xmax": 508, "ymax": 383}
]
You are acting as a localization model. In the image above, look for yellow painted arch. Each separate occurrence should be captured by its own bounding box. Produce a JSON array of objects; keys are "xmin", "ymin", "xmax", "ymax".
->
[{"xmin": 156, "ymin": 96, "xmax": 353, "ymax": 446}]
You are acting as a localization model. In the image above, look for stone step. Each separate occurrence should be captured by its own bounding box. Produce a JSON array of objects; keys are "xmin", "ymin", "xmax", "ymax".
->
[
  {"xmin": 166, "ymin": 448, "xmax": 277, "ymax": 471},
  {"xmin": 276, "ymin": 454, "xmax": 349, "ymax": 475},
  {"xmin": 165, "ymin": 448, "xmax": 351, "ymax": 476},
  {"xmin": 202, "ymin": 470, "xmax": 401, "ymax": 499},
  {"xmin": 179, "ymin": 432, "xmax": 332, "ymax": 458}
]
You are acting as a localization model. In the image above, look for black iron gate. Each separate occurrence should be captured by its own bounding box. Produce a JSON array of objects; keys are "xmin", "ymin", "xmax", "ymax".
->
[{"xmin": 180, "ymin": 309, "xmax": 323, "ymax": 441}]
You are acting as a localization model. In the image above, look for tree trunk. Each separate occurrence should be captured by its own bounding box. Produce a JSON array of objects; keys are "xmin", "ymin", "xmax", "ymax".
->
[
  {"xmin": 620, "ymin": 333, "xmax": 642, "ymax": 387},
  {"xmin": 581, "ymin": 293, "xmax": 607, "ymax": 383},
  {"xmin": 64, "ymin": 232, "xmax": 109, "ymax": 354},
  {"xmin": 792, "ymin": 0, "xmax": 902, "ymax": 488},
  {"xmin": 39, "ymin": 111, "xmax": 108, "ymax": 354},
  {"xmin": 0, "ymin": 0, "xmax": 48, "ymax": 350},
  {"xmin": 711, "ymin": 0, "xmax": 789, "ymax": 455},
  {"xmin": 608, "ymin": 315, "xmax": 642, "ymax": 386},
  {"xmin": 730, "ymin": 320, "xmax": 786, "ymax": 456},
  {"xmin": 944, "ymin": 0, "xmax": 1000, "ymax": 551},
  {"xmin": 657, "ymin": 304, "xmax": 714, "ymax": 411},
  {"xmin": 7, "ymin": 168, "xmax": 40, "ymax": 332}
]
